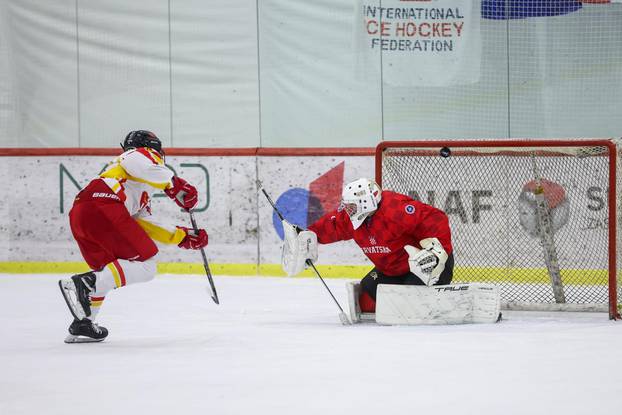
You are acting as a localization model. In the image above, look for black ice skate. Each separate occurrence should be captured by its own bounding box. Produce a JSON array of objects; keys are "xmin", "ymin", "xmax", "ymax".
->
[
  {"xmin": 64, "ymin": 318, "xmax": 108, "ymax": 344},
  {"xmin": 58, "ymin": 271, "xmax": 96, "ymax": 320}
]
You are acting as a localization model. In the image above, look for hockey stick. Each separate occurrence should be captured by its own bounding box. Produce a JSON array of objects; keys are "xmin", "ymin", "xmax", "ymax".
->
[
  {"xmin": 529, "ymin": 152, "xmax": 565, "ymax": 303},
  {"xmin": 256, "ymin": 180, "xmax": 351, "ymax": 325},
  {"xmin": 188, "ymin": 210, "xmax": 220, "ymax": 304}
]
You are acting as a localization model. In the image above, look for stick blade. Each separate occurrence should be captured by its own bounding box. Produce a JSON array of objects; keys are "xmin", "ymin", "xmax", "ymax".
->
[
  {"xmin": 339, "ymin": 312, "xmax": 352, "ymax": 325},
  {"xmin": 205, "ymin": 282, "xmax": 219, "ymax": 304}
]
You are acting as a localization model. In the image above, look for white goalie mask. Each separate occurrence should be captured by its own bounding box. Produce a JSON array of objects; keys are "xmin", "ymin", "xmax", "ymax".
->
[{"xmin": 340, "ymin": 178, "xmax": 382, "ymax": 229}]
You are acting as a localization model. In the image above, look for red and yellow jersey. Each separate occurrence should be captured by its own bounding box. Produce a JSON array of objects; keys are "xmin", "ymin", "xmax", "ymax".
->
[
  {"xmin": 99, "ymin": 147, "xmax": 172, "ymax": 216},
  {"xmin": 75, "ymin": 147, "xmax": 186, "ymax": 246},
  {"xmin": 308, "ymin": 190, "xmax": 452, "ymax": 276}
]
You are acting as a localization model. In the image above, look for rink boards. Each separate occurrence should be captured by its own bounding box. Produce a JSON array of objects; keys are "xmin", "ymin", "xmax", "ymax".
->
[{"xmin": 0, "ymin": 152, "xmax": 614, "ymax": 286}]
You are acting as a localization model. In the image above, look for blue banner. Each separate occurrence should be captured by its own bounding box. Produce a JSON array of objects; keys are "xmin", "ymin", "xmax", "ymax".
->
[{"xmin": 482, "ymin": 0, "xmax": 582, "ymax": 19}]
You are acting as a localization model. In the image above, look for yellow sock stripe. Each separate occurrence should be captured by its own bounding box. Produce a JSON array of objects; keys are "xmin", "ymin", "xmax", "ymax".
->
[
  {"xmin": 107, "ymin": 263, "xmax": 122, "ymax": 288},
  {"xmin": 90, "ymin": 299, "xmax": 104, "ymax": 307},
  {"xmin": 0, "ymin": 262, "xmax": 618, "ymax": 286}
]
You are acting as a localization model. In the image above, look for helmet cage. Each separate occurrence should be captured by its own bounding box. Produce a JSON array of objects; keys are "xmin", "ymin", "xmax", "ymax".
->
[{"xmin": 340, "ymin": 178, "xmax": 382, "ymax": 229}]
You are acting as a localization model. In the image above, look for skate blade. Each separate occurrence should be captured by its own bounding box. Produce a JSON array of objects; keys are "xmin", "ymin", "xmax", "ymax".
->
[
  {"xmin": 64, "ymin": 334, "xmax": 105, "ymax": 344},
  {"xmin": 58, "ymin": 280, "xmax": 87, "ymax": 320}
]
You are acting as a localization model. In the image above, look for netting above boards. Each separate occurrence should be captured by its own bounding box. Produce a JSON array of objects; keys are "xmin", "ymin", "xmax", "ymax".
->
[{"xmin": 376, "ymin": 139, "xmax": 621, "ymax": 319}]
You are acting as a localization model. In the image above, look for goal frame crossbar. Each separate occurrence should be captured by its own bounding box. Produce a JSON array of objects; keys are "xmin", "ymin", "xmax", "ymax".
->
[{"xmin": 375, "ymin": 139, "xmax": 620, "ymax": 320}]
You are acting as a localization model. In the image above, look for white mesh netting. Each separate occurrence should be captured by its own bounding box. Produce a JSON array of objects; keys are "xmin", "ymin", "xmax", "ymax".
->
[{"xmin": 378, "ymin": 139, "xmax": 621, "ymax": 318}]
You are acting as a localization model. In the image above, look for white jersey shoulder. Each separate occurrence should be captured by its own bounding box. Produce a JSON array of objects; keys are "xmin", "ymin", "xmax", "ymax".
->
[
  {"xmin": 119, "ymin": 148, "xmax": 173, "ymax": 188},
  {"xmin": 99, "ymin": 148, "xmax": 173, "ymax": 216}
]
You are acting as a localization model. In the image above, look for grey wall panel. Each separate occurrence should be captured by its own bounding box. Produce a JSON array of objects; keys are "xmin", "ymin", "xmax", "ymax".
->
[
  {"xmin": 508, "ymin": 7, "xmax": 622, "ymax": 139},
  {"xmin": 0, "ymin": 2, "xmax": 620, "ymax": 148},
  {"xmin": 258, "ymin": 0, "xmax": 382, "ymax": 147},
  {"xmin": 76, "ymin": 1, "xmax": 171, "ymax": 147},
  {"xmin": 170, "ymin": 0, "xmax": 260, "ymax": 148},
  {"xmin": 2, "ymin": 1, "xmax": 79, "ymax": 147}
]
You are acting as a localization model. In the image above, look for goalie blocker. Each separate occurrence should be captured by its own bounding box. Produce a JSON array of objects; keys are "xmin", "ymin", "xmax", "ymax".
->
[
  {"xmin": 346, "ymin": 281, "xmax": 501, "ymax": 325},
  {"xmin": 281, "ymin": 220, "xmax": 318, "ymax": 276}
]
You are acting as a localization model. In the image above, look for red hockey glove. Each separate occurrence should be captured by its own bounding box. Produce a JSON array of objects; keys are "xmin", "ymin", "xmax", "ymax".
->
[
  {"xmin": 177, "ymin": 227, "xmax": 208, "ymax": 250},
  {"xmin": 164, "ymin": 176, "xmax": 198, "ymax": 210}
]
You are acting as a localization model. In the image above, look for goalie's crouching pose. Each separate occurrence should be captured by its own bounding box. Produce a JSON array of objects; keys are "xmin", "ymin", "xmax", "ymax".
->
[
  {"xmin": 282, "ymin": 178, "xmax": 453, "ymax": 316},
  {"xmin": 58, "ymin": 130, "xmax": 208, "ymax": 343}
]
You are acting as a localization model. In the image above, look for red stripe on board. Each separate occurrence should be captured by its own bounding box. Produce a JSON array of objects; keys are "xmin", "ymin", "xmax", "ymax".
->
[
  {"xmin": 0, "ymin": 147, "xmax": 374, "ymax": 157},
  {"xmin": 113, "ymin": 261, "xmax": 126, "ymax": 287},
  {"xmin": 257, "ymin": 147, "xmax": 373, "ymax": 156}
]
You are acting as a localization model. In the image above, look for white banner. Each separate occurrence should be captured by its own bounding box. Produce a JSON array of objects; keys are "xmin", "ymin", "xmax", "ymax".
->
[{"xmin": 354, "ymin": 0, "xmax": 481, "ymax": 86}]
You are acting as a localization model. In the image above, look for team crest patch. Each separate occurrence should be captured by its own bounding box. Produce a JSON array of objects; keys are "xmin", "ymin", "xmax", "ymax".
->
[{"xmin": 405, "ymin": 205, "xmax": 415, "ymax": 214}]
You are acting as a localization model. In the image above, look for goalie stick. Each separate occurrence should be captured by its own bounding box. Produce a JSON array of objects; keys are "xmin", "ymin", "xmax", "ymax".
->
[
  {"xmin": 256, "ymin": 180, "xmax": 351, "ymax": 325},
  {"xmin": 529, "ymin": 152, "xmax": 565, "ymax": 303},
  {"xmin": 188, "ymin": 210, "xmax": 220, "ymax": 304}
]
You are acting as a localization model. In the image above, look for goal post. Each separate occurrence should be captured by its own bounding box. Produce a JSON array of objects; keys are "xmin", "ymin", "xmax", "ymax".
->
[{"xmin": 375, "ymin": 139, "xmax": 621, "ymax": 320}]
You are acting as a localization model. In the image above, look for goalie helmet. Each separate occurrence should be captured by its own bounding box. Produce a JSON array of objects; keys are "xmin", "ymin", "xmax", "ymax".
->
[
  {"xmin": 121, "ymin": 130, "xmax": 164, "ymax": 157},
  {"xmin": 340, "ymin": 178, "xmax": 382, "ymax": 229}
]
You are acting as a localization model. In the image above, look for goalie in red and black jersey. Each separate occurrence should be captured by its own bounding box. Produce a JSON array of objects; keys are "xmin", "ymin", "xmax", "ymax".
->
[{"xmin": 282, "ymin": 178, "xmax": 454, "ymax": 314}]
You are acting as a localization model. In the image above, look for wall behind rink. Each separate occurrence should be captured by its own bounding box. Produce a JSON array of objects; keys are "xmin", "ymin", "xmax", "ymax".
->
[
  {"xmin": 1, "ymin": 2, "xmax": 621, "ymax": 148},
  {"xmin": 0, "ymin": 148, "xmax": 613, "ymax": 277},
  {"xmin": 0, "ymin": 151, "xmax": 376, "ymax": 276}
]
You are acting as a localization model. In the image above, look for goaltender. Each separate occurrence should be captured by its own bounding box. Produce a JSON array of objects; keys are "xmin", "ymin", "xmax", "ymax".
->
[{"xmin": 282, "ymin": 178, "xmax": 454, "ymax": 314}]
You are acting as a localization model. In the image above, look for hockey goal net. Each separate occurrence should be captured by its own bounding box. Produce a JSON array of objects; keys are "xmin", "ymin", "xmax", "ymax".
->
[{"xmin": 376, "ymin": 140, "xmax": 621, "ymax": 319}]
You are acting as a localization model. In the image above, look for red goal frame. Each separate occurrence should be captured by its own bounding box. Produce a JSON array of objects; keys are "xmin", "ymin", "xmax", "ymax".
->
[{"xmin": 376, "ymin": 139, "xmax": 620, "ymax": 320}]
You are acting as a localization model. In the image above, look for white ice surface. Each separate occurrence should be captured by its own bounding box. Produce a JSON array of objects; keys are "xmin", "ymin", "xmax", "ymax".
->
[{"xmin": 1, "ymin": 274, "xmax": 621, "ymax": 415}]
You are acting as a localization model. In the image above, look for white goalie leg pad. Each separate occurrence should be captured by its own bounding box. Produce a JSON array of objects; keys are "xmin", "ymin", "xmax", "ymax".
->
[
  {"xmin": 375, "ymin": 283, "xmax": 501, "ymax": 325},
  {"xmin": 346, "ymin": 281, "xmax": 361, "ymax": 323}
]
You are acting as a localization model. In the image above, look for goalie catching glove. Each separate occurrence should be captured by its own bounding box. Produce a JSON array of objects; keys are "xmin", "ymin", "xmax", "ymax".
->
[
  {"xmin": 404, "ymin": 238, "xmax": 448, "ymax": 286},
  {"xmin": 281, "ymin": 220, "xmax": 318, "ymax": 277}
]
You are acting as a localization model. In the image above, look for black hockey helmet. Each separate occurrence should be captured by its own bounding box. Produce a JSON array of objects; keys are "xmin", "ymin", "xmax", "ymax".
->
[{"xmin": 121, "ymin": 130, "xmax": 164, "ymax": 156}]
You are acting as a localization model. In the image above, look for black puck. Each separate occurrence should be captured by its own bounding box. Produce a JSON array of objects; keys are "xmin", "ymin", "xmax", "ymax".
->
[{"xmin": 440, "ymin": 147, "xmax": 451, "ymax": 158}]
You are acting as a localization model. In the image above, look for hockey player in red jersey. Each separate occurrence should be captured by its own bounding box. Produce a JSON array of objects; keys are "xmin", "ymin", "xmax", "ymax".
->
[
  {"xmin": 304, "ymin": 178, "xmax": 454, "ymax": 313},
  {"xmin": 59, "ymin": 130, "xmax": 208, "ymax": 343}
]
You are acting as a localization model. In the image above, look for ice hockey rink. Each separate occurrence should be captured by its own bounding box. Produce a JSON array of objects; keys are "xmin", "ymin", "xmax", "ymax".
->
[{"xmin": 1, "ymin": 273, "xmax": 621, "ymax": 415}]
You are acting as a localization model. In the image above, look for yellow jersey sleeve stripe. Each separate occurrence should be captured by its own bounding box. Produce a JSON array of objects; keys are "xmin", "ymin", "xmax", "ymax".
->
[
  {"xmin": 136, "ymin": 219, "xmax": 187, "ymax": 245},
  {"xmin": 128, "ymin": 175, "xmax": 170, "ymax": 190},
  {"xmin": 100, "ymin": 164, "xmax": 128, "ymax": 181},
  {"xmin": 101, "ymin": 163, "xmax": 169, "ymax": 190}
]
